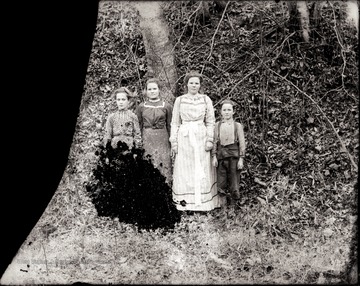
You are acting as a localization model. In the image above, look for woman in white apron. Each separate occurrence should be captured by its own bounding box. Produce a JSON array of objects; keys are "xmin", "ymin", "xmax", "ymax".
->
[{"xmin": 170, "ymin": 71, "xmax": 220, "ymax": 211}]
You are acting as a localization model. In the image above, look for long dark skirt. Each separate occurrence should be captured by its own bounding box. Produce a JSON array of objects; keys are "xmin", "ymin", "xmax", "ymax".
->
[{"xmin": 142, "ymin": 128, "xmax": 172, "ymax": 185}]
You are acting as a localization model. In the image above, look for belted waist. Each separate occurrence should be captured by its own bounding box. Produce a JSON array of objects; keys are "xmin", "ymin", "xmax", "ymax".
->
[
  {"xmin": 144, "ymin": 125, "xmax": 165, "ymax": 129},
  {"xmin": 220, "ymin": 141, "xmax": 238, "ymax": 147},
  {"xmin": 218, "ymin": 142, "xmax": 239, "ymax": 159},
  {"xmin": 182, "ymin": 119, "xmax": 204, "ymax": 124},
  {"xmin": 181, "ymin": 120, "xmax": 205, "ymax": 138},
  {"xmin": 113, "ymin": 133, "xmax": 131, "ymax": 137}
]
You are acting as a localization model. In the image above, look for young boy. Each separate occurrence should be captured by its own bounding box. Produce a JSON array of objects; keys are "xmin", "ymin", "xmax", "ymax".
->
[{"xmin": 212, "ymin": 99, "xmax": 246, "ymax": 204}]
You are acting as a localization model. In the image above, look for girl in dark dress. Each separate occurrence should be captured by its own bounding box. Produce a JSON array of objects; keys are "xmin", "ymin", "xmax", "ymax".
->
[{"xmin": 136, "ymin": 78, "xmax": 173, "ymax": 185}]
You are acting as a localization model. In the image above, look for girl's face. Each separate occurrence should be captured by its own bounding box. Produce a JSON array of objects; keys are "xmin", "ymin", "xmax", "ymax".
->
[
  {"xmin": 115, "ymin": 92, "xmax": 129, "ymax": 110},
  {"xmin": 221, "ymin": 103, "xmax": 234, "ymax": 120},
  {"xmin": 146, "ymin": 82, "xmax": 160, "ymax": 100},
  {"xmin": 187, "ymin": 77, "xmax": 201, "ymax": 95}
]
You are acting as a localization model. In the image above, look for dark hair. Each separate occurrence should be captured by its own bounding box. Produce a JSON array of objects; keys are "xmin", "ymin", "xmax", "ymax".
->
[
  {"xmin": 143, "ymin": 78, "xmax": 162, "ymax": 97},
  {"xmin": 145, "ymin": 78, "xmax": 162, "ymax": 90},
  {"xmin": 184, "ymin": 70, "xmax": 203, "ymax": 85},
  {"xmin": 220, "ymin": 99, "xmax": 236, "ymax": 108},
  {"xmin": 112, "ymin": 87, "xmax": 133, "ymax": 99},
  {"xmin": 183, "ymin": 70, "xmax": 204, "ymax": 93}
]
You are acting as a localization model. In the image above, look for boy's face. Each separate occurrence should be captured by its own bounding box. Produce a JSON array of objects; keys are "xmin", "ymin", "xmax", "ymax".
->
[{"xmin": 221, "ymin": 103, "xmax": 234, "ymax": 120}]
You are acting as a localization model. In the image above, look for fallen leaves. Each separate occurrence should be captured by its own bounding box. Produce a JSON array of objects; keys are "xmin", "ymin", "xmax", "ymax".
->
[
  {"xmin": 208, "ymin": 252, "xmax": 233, "ymax": 270},
  {"xmin": 256, "ymin": 197, "xmax": 267, "ymax": 206},
  {"xmin": 254, "ymin": 177, "xmax": 267, "ymax": 187},
  {"xmin": 323, "ymin": 228, "xmax": 334, "ymax": 237}
]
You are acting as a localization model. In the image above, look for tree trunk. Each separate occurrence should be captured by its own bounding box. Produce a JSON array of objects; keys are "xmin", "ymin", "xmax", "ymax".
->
[
  {"xmin": 287, "ymin": 1, "xmax": 310, "ymax": 42},
  {"xmin": 296, "ymin": 1, "xmax": 310, "ymax": 42},
  {"xmin": 346, "ymin": 0, "xmax": 359, "ymax": 34},
  {"xmin": 133, "ymin": 1, "xmax": 178, "ymax": 103}
]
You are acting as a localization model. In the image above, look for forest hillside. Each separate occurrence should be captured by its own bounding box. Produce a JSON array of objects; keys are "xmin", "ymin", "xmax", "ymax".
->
[
  {"xmin": 75, "ymin": 0, "xmax": 358, "ymax": 247},
  {"xmin": 1, "ymin": 1, "xmax": 358, "ymax": 284}
]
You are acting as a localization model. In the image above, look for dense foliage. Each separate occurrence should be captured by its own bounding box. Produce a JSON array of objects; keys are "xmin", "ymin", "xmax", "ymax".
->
[{"xmin": 74, "ymin": 0, "xmax": 358, "ymax": 229}]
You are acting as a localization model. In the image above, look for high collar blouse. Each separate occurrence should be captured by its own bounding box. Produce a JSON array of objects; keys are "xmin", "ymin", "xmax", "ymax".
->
[
  {"xmin": 136, "ymin": 100, "xmax": 172, "ymax": 134},
  {"xmin": 169, "ymin": 93, "xmax": 215, "ymax": 146}
]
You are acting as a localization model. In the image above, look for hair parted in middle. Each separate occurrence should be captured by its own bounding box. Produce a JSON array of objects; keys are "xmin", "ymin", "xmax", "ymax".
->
[
  {"xmin": 143, "ymin": 78, "xmax": 162, "ymax": 97},
  {"xmin": 112, "ymin": 87, "xmax": 134, "ymax": 99},
  {"xmin": 183, "ymin": 70, "xmax": 204, "ymax": 94},
  {"xmin": 184, "ymin": 70, "xmax": 203, "ymax": 86},
  {"xmin": 145, "ymin": 78, "xmax": 162, "ymax": 90}
]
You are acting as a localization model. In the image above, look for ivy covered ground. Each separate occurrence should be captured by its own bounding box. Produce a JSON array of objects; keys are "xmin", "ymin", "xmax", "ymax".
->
[{"xmin": 1, "ymin": 1, "xmax": 358, "ymax": 284}]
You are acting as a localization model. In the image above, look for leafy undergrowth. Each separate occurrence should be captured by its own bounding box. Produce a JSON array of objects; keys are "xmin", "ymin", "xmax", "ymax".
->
[
  {"xmin": 74, "ymin": 0, "xmax": 359, "ymax": 219},
  {"xmin": 1, "ymin": 170, "xmax": 355, "ymax": 284},
  {"xmin": 1, "ymin": 1, "xmax": 358, "ymax": 284}
]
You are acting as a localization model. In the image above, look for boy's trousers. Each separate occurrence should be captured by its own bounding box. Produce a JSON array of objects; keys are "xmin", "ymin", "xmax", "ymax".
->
[{"xmin": 217, "ymin": 157, "xmax": 240, "ymax": 194}]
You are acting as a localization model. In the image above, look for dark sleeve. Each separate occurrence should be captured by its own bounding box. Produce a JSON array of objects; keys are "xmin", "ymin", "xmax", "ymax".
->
[
  {"xmin": 136, "ymin": 103, "xmax": 144, "ymax": 132},
  {"xmin": 165, "ymin": 102, "xmax": 173, "ymax": 136}
]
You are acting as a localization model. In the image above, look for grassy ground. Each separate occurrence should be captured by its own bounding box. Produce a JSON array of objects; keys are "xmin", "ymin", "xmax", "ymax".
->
[{"xmin": 1, "ymin": 170, "xmax": 355, "ymax": 284}]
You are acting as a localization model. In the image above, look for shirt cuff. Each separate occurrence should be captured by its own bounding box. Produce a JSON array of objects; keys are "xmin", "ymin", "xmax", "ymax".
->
[{"xmin": 206, "ymin": 137, "xmax": 214, "ymax": 144}]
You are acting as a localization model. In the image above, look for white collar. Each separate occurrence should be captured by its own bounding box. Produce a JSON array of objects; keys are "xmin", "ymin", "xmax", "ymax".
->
[{"xmin": 148, "ymin": 98, "xmax": 161, "ymax": 102}]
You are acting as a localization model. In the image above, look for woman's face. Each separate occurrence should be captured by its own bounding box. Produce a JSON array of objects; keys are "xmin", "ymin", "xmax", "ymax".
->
[
  {"xmin": 115, "ymin": 92, "xmax": 129, "ymax": 110},
  {"xmin": 146, "ymin": 82, "xmax": 160, "ymax": 100},
  {"xmin": 187, "ymin": 77, "xmax": 201, "ymax": 95}
]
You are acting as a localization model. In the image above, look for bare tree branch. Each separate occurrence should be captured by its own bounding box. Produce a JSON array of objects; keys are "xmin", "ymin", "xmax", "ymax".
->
[
  {"xmin": 201, "ymin": 1, "xmax": 230, "ymax": 73},
  {"xmin": 170, "ymin": 2, "xmax": 202, "ymax": 53},
  {"xmin": 215, "ymin": 61, "xmax": 262, "ymax": 107}
]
